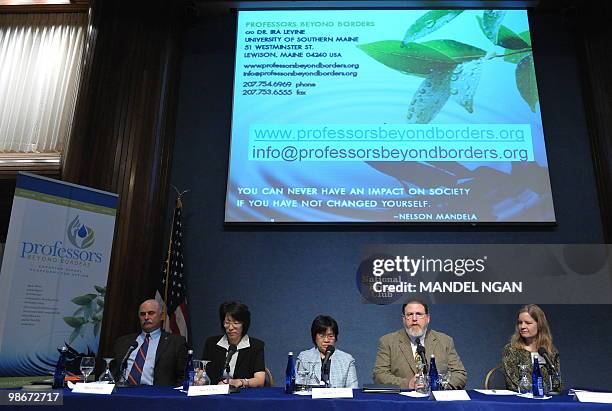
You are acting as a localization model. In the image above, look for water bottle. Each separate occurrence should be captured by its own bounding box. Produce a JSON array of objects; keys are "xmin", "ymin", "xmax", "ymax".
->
[
  {"xmin": 52, "ymin": 346, "xmax": 68, "ymax": 389},
  {"xmin": 284, "ymin": 352, "xmax": 295, "ymax": 394},
  {"xmin": 531, "ymin": 356, "xmax": 544, "ymax": 397},
  {"xmin": 428, "ymin": 354, "xmax": 439, "ymax": 391},
  {"xmin": 183, "ymin": 349, "xmax": 194, "ymax": 391}
]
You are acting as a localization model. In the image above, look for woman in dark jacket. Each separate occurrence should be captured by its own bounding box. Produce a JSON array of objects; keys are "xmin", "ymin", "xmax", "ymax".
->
[{"xmin": 202, "ymin": 301, "xmax": 265, "ymax": 387}]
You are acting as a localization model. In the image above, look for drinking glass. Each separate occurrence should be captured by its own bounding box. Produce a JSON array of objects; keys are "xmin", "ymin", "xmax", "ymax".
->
[
  {"xmin": 517, "ymin": 364, "xmax": 531, "ymax": 394},
  {"xmin": 192, "ymin": 360, "xmax": 211, "ymax": 386},
  {"xmin": 415, "ymin": 361, "xmax": 429, "ymax": 394},
  {"xmin": 438, "ymin": 371, "xmax": 451, "ymax": 390},
  {"xmin": 98, "ymin": 357, "xmax": 115, "ymax": 383},
  {"xmin": 295, "ymin": 360, "xmax": 315, "ymax": 391},
  {"xmin": 80, "ymin": 357, "xmax": 95, "ymax": 383}
]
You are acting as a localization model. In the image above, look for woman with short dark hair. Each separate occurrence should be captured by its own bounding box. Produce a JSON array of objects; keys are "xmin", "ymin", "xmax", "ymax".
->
[
  {"xmin": 296, "ymin": 315, "xmax": 358, "ymax": 388},
  {"xmin": 202, "ymin": 301, "xmax": 265, "ymax": 387}
]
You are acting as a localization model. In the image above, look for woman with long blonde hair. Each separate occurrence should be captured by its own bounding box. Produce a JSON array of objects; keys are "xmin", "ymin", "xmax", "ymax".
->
[{"xmin": 502, "ymin": 304, "xmax": 562, "ymax": 392}]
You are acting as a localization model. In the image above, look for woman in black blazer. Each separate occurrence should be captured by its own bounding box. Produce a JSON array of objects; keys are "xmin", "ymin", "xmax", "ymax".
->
[{"xmin": 203, "ymin": 301, "xmax": 266, "ymax": 387}]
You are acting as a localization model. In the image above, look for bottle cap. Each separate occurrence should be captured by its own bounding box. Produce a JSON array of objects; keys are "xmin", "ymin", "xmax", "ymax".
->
[
  {"xmin": 288, "ymin": 352, "xmax": 293, "ymax": 355},
  {"xmin": 188, "ymin": 349, "xmax": 193, "ymax": 354},
  {"xmin": 430, "ymin": 354, "xmax": 435, "ymax": 358}
]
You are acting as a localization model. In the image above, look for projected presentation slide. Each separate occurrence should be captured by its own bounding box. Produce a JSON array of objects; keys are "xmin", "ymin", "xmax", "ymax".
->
[{"xmin": 225, "ymin": 9, "xmax": 556, "ymax": 223}]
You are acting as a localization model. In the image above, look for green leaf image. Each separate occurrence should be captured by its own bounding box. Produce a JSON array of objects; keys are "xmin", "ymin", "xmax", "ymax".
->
[
  {"xmin": 407, "ymin": 70, "xmax": 452, "ymax": 123},
  {"xmin": 67, "ymin": 216, "xmax": 80, "ymax": 248},
  {"xmin": 497, "ymin": 25, "xmax": 530, "ymax": 50},
  {"xmin": 71, "ymin": 294, "xmax": 97, "ymax": 306},
  {"xmin": 81, "ymin": 228, "xmax": 95, "ymax": 249},
  {"xmin": 96, "ymin": 298, "xmax": 104, "ymax": 307},
  {"xmin": 94, "ymin": 285, "xmax": 106, "ymax": 295},
  {"xmin": 450, "ymin": 59, "xmax": 483, "ymax": 113},
  {"xmin": 420, "ymin": 40, "xmax": 486, "ymax": 63},
  {"xmin": 82, "ymin": 303, "xmax": 94, "ymax": 321},
  {"xmin": 357, "ymin": 40, "xmax": 456, "ymax": 77},
  {"xmin": 504, "ymin": 49, "xmax": 531, "ymax": 64},
  {"xmin": 515, "ymin": 54, "xmax": 539, "ymax": 112},
  {"xmin": 402, "ymin": 10, "xmax": 463, "ymax": 45},
  {"xmin": 503, "ymin": 31, "xmax": 532, "ymax": 64},
  {"xmin": 518, "ymin": 30, "xmax": 531, "ymax": 45},
  {"xmin": 64, "ymin": 316, "xmax": 88, "ymax": 328},
  {"xmin": 478, "ymin": 10, "xmax": 507, "ymax": 44},
  {"xmin": 68, "ymin": 327, "xmax": 80, "ymax": 344}
]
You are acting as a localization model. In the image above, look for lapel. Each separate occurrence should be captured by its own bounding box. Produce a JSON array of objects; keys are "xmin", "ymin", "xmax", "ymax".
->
[
  {"xmin": 424, "ymin": 330, "xmax": 438, "ymax": 360},
  {"xmin": 397, "ymin": 330, "xmax": 418, "ymax": 375},
  {"xmin": 155, "ymin": 331, "xmax": 170, "ymax": 365},
  {"xmin": 309, "ymin": 347, "xmax": 322, "ymax": 380},
  {"xmin": 234, "ymin": 348, "xmax": 244, "ymax": 374}
]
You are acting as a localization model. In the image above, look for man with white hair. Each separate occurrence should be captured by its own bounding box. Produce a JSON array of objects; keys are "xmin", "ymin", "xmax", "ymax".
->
[
  {"xmin": 372, "ymin": 300, "xmax": 467, "ymax": 389},
  {"xmin": 112, "ymin": 299, "xmax": 187, "ymax": 385}
]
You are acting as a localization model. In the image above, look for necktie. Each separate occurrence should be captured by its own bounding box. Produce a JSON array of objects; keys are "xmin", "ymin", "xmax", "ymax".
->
[
  {"xmin": 128, "ymin": 333, "xmax": 150, "ymax": 385},
  {"xmin": 415, "ymin": 338, "xmax": 424, "ymax": 370}
]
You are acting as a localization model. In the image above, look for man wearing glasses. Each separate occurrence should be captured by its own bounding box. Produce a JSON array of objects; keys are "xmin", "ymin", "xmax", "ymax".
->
[{"xmin": 372, "ymin": 300, "xmax": 467, "ymax": 389}]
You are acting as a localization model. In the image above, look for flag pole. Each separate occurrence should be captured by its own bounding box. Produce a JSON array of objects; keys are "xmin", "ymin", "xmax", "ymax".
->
[{"xmin": 161, "ymin": 198, "xmax": 180, "ymax": 328}]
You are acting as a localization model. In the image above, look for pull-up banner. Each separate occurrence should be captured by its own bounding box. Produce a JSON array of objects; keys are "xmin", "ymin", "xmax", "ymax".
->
[{"xmin": 0, "ymin": 173, "xmax": 118, "ymax": 376}]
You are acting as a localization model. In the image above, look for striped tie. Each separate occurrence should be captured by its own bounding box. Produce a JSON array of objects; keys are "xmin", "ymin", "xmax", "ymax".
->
[{"xmin": 128, "ymin": 333, "xmax": 150, "ymax": 385}]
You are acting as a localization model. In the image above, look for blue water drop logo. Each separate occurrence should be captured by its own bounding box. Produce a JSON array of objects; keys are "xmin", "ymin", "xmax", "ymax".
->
[
  {"xmin": 78, "ymin": 225, "xmax": 88, "ymax": 238},
  {"xmin": 67, "ymin": 215, "xmax": 96, "ymax": 249}
]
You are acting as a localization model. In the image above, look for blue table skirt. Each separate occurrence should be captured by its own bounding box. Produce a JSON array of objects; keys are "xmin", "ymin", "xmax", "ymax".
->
[{"xmin": 9, "ymin": 386, "xmax": 612, "ymax": 411}]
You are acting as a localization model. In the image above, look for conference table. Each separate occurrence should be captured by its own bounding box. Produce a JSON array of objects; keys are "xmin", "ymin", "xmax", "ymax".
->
[{"xmin": 5, "ymin": 386, "xmax": 611, "ymax": 410}]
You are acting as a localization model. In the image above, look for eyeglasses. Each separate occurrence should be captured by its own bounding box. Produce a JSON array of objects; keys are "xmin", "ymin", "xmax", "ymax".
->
[
  {"xmin": 403, "ymin": 312, "xmax": 426, "ymax": 319},
  {"xmin": 224, "ymin": 320, "xmax": 242, "ymax": 327},
  {"xmin": 317, "ymin": 333, "xmax": 336, "ymax": 340}
]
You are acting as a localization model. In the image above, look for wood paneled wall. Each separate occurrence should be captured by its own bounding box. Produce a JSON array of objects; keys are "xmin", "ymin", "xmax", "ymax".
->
[{"xmin": 62, "ymin": 0, "xmax": 185, "ymax": 355}]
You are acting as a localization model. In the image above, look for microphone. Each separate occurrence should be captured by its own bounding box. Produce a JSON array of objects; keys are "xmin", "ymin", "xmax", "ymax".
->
[
  {"xmin": 121, "ymin": 341, "xmax": 139, "ymax": 368},
  {"xmin": 224, "ymin": 344, "xmax": 238, "ymax": 373},
  {"xmin": 537, "ymin": 347, "xmax": 558, "ymax": 374},
  {"xmin": 537, "ymin": 347, "xmax": 561, "ymax": 395},
  {"xmin": 116, "ymin": 341, "xmax": 138, "ymax": 386},
  {"xmin": 322, "ymin": 345, "xmax": 335, "ymax": 366},
  {"xmin": 321, "ymin": 346, "xmax": 335, "ymax": 387}
]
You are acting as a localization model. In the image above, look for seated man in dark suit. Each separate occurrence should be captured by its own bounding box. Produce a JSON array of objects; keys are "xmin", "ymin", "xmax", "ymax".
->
[{"xmin": 112, "ymin": 299, "xmax": 187, "ymax": 386}]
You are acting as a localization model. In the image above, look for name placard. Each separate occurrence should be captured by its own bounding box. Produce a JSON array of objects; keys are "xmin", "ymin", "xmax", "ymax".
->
[
  {"xmin": 71, "ymin": 383, "xmax": 115, "ymax": 395},
  {"xmin": 187, "ymin": 385, "xmax": 230, "ymax": 396},
  {"xmin": 311, "ymin": 388, "xmax": 353, "ymax": 399},
  {"xmin": 431, "ymin": 390, "xmax": 471, "ymax": 401}
]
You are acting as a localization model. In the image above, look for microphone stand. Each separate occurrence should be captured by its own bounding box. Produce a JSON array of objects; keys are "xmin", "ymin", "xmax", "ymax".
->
[
  {"xmin": 321, "ymin": 360, "xmax": 331, "ymax": 388},
  {"xmin": 545, "ymin": 365, "xmax": 561, "ymax": 395},
  {"xmin": 115, "ymin": 345, "xmax": 137, "ymax": 388}
]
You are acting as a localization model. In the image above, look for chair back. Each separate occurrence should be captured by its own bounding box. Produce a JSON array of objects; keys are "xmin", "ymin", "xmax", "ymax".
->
[
  {"xmin": 264, "ymin": 367, "xmax": 274, "ymax": 387},
  {"xmin": 484, "ymin": 364, "xmax": 506, "ymax": 390}
]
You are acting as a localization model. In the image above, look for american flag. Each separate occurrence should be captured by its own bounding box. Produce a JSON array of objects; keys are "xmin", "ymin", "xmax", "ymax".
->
[{"xmin": 156, "ymin": 197, "xmax": 190, "ymax": 342}]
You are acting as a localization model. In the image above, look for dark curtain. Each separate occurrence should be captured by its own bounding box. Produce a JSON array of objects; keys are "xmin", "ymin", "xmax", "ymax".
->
[
  {"xmin": 574, "ymin": 1, "xmax": 612, "ymax": 241},
  {"xmin": 62, "ymin": 0, "xmax": 185, "ymax": 356}
]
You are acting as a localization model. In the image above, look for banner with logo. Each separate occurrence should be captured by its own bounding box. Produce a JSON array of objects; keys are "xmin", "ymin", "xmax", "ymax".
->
[{"xmin": 0, "ymin": 173, "xmax": 118, "ymax": 376}]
